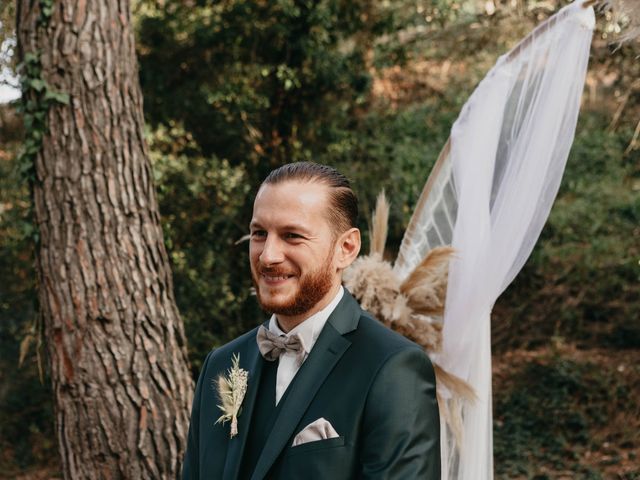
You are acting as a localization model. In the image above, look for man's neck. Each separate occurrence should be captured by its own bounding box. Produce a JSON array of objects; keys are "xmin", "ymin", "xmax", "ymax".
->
[{"xmin": 276, "ymin": 283, "xmax": 342, "ymax": 333}]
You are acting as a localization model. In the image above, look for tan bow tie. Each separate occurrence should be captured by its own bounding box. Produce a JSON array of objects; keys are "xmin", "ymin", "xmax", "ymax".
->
[{"xmin": 256, "ymin": 325, "xmax": 306, "ymax": 362}]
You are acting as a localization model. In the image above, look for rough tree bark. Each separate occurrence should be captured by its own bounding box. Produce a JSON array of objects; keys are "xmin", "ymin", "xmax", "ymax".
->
[{"xmin": 17, "ymin": 1, "xmax": 193, "ymax": 478}]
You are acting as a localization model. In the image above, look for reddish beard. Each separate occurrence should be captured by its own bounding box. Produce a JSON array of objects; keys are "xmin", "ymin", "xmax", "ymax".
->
[{"xmin": 252, "ymin": 261, "xmax": 334, "ymax": 317}]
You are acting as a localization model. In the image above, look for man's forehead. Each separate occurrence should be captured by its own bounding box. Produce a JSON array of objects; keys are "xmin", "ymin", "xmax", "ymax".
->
[
  {"xmin": 254, "ymin": 180, "xmax": 330, "ymax": 205},
  {"xmin": 251, "ymin": 180, "xmax": 331, "ymax": 224}
]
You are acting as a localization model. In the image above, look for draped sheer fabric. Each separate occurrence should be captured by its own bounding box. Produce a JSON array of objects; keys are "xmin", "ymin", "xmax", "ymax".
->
[{"xmin": 393, "ymin": 1, "xmax": 595, "ymax": 478}]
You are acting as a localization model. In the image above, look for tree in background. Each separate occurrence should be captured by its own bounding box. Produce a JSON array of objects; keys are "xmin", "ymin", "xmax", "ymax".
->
[{"xmin": 15, "ymin": 0, "xmax": 192, "ymax": 477}]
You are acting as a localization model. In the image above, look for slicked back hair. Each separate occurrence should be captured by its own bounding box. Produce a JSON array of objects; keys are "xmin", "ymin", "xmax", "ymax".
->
[{"xmin": 260, "ymin": 162, "xmax": 358, "ymax": 236}]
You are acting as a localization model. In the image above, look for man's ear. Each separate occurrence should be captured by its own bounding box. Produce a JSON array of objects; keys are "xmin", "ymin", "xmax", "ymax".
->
[{"xmin": 336, "ymin": 228, "xmax": 361, "ymax": 269}]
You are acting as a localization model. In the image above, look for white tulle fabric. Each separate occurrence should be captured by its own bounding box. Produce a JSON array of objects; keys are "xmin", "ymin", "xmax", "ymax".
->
[{"xmin": 394, "ymin": 1, "xmax": 595, "ymax": 478}]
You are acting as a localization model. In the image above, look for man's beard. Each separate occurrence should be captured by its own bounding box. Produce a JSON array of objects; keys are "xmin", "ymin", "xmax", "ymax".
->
[{"xmin": 252, "ymin": 261, "xmax": 334, "ymax": 317}]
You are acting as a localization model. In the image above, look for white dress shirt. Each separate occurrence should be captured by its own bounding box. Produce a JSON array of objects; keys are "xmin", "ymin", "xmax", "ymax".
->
[{"xmin": 268, "ymin": 286, "xmax": 344, "ymax": 405}]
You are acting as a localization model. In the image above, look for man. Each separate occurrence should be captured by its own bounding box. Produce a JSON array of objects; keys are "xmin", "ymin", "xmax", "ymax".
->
[{"xmin": 183, "ymin": 162, "xmax": 440, "ymax": 479}]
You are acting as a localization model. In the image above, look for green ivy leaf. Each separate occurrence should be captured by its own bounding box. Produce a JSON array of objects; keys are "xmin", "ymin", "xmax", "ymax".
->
[
  {"xmin": 29, "ymin": 79, "xmax": 46, "ymax": 92},
  {"xmin": 44, "ymin": 90, "xmax": 70, "ymax": 105},
  {"xmin": 18, "ymin": 157, "xmax": 35, "ymax": 174},
  {"xmin": 23, "ymin": 52, "xmax": 40, "ymax": 64}
]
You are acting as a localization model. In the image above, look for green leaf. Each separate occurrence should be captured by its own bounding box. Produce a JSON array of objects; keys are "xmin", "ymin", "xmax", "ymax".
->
[
  {"xmin": 18, "ymin": 158, "xmax": 34, "ymax": 174},
  {"xmin": 23, "ymin": 52, "xmax": 40, "ymax": 64},
  {"xmin": 44, "ymin": 90, "xmax": 70, "ymax": 105},
  {"xmin": 29, "ymin": 79, "xmax": 47, "ymax": 92}
]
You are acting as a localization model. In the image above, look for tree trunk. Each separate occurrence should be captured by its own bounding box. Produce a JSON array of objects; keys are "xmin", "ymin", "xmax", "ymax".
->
[{"xmin": 16, "ymin": 1, "xmax": 193, "ymax": 478}]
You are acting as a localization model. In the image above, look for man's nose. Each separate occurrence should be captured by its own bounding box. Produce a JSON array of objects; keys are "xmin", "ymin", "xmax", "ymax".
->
[{"xmin": 259, "ymin": 235, "xmax": 285, "ymax": 265}]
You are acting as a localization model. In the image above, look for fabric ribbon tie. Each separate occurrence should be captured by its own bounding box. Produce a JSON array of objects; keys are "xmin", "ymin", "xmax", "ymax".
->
[{"xmin": 257, "ymin": 325, "xmax": 305, "ymax": 362}]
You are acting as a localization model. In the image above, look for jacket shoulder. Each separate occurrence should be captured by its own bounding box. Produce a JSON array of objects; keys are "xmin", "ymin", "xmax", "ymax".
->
[
  {"xmin": 348, "ymin": 312, "xmax": 426, "ymax": 365},
  {"xmin": 340, "ymin": 311, "xmax": 436, "ymax": 409},
  {"xmin": 357, "ymin": 313, "xmax": 420, "ymax": 347}
]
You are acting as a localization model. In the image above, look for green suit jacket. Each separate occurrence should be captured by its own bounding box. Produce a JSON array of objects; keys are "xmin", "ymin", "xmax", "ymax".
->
[{"xmin": 183, "ymin": 290, "xmax": 440, "ymax": 479}]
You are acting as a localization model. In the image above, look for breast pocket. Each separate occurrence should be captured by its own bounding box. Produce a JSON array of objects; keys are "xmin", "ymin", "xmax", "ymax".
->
[
  {"xmin": 286, "ymin": 436, "xmax": 345, "ymax": 457},
  {"xmin": 281, "ymin": 437, "xmax": 354, "ymax": 479}
]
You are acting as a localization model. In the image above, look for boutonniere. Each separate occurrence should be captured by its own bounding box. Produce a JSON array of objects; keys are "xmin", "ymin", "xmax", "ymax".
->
[{"xmin": 214, "ymin": 353, "xmax": 248, "ymax": 438}]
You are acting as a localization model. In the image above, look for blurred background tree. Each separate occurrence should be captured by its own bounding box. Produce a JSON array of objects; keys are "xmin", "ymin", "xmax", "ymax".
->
[{"xmin": 1, "ymin": 0, "xmax": 638, "ymax": 478}]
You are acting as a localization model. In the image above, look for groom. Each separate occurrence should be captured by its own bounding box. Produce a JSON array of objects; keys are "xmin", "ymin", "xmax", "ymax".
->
[{"xmin": 182, "ymin": 162, "xmax": 440, "ymax": 479}]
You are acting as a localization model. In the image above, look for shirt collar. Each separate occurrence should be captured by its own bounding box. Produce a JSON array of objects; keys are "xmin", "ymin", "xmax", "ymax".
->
[{"xmin": 268, "ymin": 286, "xmax": 344, "ymax": 354}]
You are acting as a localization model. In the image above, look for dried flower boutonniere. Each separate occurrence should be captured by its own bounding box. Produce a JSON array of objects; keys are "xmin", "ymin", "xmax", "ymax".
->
[{"xmin": 215, "ymin": 353, "xmax": 248, "ymax": 438}]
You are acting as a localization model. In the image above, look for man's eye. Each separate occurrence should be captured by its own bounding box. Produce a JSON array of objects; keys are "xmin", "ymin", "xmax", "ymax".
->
[
  {"xmin": 251, "ymin": 230, "xmax": 267, "ymax": 238},
  {"xmin": 285, "ymin": 233, "xmax": 303, "ymax": 240}
]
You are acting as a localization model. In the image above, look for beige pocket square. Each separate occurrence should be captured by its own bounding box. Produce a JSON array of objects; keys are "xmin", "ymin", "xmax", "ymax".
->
[{"xmin": 292, "ymin": 417, "xmax": 339, "ymax": 447}]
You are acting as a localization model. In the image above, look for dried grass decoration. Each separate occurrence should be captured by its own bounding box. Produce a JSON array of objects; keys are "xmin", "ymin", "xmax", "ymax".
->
[
  {"xmin": 595, "ymin": 0, "xmax": 640, "ymax": 43},
  {"xmin": 214, "ymin": 353, "xmax": 249, "ymax": 438}
]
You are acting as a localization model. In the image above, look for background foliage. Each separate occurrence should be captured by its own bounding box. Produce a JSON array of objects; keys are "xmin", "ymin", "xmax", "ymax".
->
[{"xmin": 0, "ymin": 0, "xmax": 638, "ymax": 478}]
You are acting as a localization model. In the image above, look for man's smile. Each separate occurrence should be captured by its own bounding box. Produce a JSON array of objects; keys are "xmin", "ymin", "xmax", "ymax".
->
[{"xmin": 260, "ymin": 273, "xmax": 295, "ymax": 285}]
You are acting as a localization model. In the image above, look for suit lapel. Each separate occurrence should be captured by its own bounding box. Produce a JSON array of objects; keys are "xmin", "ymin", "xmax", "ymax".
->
[
  {"xmin": 250, "ymin": 291, "xmax": 361, "ymax": 480},
  {"xmin": 222, "ymin": 327, "xmax": 265, "ymax": 480}
]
